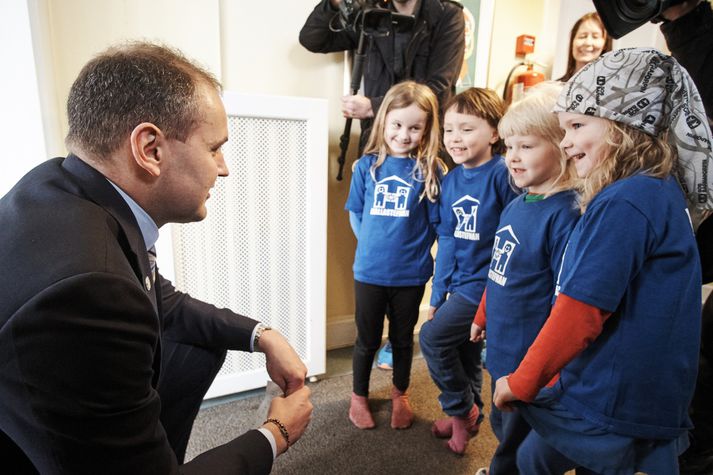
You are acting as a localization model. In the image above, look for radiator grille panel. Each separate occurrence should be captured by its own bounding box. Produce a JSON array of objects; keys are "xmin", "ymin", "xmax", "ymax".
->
[{"xmin": 171, "ymin": 109, "xmax": 319, "ymax": 397}]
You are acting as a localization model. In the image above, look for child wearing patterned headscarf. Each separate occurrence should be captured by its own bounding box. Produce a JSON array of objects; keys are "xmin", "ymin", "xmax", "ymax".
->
[{"xmin": 492, "ymin": 48, "xmax": 713, "ymax": 474}]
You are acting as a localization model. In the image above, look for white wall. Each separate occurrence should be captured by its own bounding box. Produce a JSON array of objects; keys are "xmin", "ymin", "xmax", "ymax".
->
[{"xmin": 0, "ymin": 0, "xmax": 47, "ymax": 197}]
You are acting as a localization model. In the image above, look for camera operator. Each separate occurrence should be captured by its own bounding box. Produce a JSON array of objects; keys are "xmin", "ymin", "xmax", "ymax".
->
[
  {"xmin": 299, "ymin": 0, "xmax": 465, "ymax": 154},
  {"xmin": 659, "ymin": 2, "xmax": 713, "ymax": 474},
  {"xmin": 660, "ymin": 1, "xmax": 712, "ymax": 114}
]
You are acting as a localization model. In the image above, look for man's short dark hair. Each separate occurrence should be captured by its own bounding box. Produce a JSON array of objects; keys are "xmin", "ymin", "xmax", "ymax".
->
[{"xmin": 65, "ymin": 41, "xmax": 221, "ymax": 157}]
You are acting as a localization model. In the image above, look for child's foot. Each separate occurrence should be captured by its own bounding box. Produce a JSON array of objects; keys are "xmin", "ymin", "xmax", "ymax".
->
[
  {"xmin": 431, "ymin": 417, "xmax": 452, "ymax": 438},
  {"xmin": 390, "ymin": 386, "xmax": 413, "ymax": 429},
  {"xmin": 349, "ymin": 392, "xmax": 375, "ymax": 429},
  {"xmin": 376, "ymin": 341, "xmax": 393, "ymax": 370},
  {"xmin": 446, "ymin": 405, "xmax": 480, "ymax": 455}
]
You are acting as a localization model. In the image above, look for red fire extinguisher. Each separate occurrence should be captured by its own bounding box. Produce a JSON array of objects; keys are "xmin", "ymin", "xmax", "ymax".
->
[
  {"xmin": 503, "ymin": 61, "xmax": 545, "ymax": 104},
  {"xmin": 503, "ymin": 35, "xmax": 545, "ymax": 104}
]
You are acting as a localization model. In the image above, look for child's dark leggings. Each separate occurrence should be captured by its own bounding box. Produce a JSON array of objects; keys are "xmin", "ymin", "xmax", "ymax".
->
[{"xmin": 352, "ymin": 280, "xmax": 425, "ymax": 396}]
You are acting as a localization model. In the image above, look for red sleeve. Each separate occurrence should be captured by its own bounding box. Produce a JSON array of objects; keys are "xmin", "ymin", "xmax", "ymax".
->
[
  {"xmin": 473, "ymin": 289, "xmax": 487, "ymax": 328},
  {"xmin": 507, "ymin": 293, "xmax": 612, "ymax": 402}
]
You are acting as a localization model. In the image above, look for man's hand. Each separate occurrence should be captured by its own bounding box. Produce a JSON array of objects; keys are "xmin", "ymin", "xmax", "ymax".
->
[
  {"xmin": 470, "ymin": 323, "xmax": 485, "ymax": 342},
  {"xmin": 329, "ymin": 0, "xmax": 342, "ymax": 8},
  {"xmin": 256, "ymin": 329, "xmax": 307, "ymax": 396},
  {"xmin": 661, "ymin": 0, "xmax": 702, "ymax": 21},
  {"xmin": 341, "ymin": 94, "xmax": 374, "ymax": 119},
  {"xmin": 262, "ymin": 386, "xmax": 313, "ymax": 456},
  {"xmin": 493, "ymin": 376, "xmax": 518, "ymax": 412},
  {"xmin": 427, "ymin": 306, "xmax": 437, "ymax": 321}
]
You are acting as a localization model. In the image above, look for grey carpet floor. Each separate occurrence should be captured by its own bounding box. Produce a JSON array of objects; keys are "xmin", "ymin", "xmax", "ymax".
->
[{"xmin": 186, "ymin": 357, "xmax": 498, "ymax": 474}]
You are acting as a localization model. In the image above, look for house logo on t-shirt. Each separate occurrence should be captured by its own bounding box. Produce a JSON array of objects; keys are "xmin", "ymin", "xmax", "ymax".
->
[
  {"xmin": 370, "ymin": 175, "xmax": 412, "ymax": 217},
  {"xmin": 452, "ymin": 195, "xmax": 480, "ymax": 240},
  {"xmin": 489, "ymin": 225, "xmax": 520, "ymax": 286}
]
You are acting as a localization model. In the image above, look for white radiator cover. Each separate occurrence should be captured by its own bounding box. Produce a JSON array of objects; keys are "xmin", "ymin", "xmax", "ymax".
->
[{"xmin": 157, "ymin": 92, "xmax": 328, "ymax": 399}]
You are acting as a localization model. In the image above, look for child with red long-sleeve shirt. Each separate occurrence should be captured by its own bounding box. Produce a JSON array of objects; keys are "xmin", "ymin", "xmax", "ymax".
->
[
  {"xmin": 491, "ymin": 48, "xmax": 711, "ymax": 474},
  {"xmin": 470, "ymin": 82, "xmax": 579, "ymax": 474}
]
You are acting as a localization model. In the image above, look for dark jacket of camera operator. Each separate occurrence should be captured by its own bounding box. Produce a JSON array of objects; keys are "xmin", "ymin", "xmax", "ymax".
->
[
  {"xmin": 660, "ymin": 4, "xmax": 713, "ymax": 473},
  {"xmin": 660, "ymin": 0, "xmax": 713, "ymax": 120},
  {"xmin": 299, "ymin": 0, "xmax": 465, "ymax": 149}
]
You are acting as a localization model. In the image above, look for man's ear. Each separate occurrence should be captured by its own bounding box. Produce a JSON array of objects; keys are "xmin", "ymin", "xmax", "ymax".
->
[{"xmin": 130, "ymin": 123, "xmax": 163, "ymax": 177}]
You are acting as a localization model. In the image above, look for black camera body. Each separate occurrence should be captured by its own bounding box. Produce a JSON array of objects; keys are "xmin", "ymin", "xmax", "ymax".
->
[
  {"xmin": 337, "ymin": 0, "xmax": 414, "ymax": 36},
  {"xmin": 593, "ymin": 0, "xmax": 688, "ymax": 38}
]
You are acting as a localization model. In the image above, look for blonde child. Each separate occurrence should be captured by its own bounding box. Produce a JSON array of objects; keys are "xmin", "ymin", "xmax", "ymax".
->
[
  {"xmin": 345, "ymin": 80, "xmax": 444, "ymax": 430},
  {"xmin": 470, "ymin": 82, "xmax": 580, "ymax": 474},
  {"xmin": 418, "ymin": 87, "xmax": 518, "ymax": 454},
  {"xmin": 494, "ymin": 48, "xmax": 712, "ymax": 474}
]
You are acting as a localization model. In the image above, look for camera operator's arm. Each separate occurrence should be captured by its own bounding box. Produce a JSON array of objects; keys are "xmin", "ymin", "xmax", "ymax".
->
[
  {"xmin": 422, "ymin": 2, "xmax": 466, "ymax": 111},
  {"xmin": 299, "ymin": 0, "xmax": 358, "ymax": 53},
  {"xmin": 363, "ymin": 4, "xmax": 465, "ymax": 122},
  {"xmin": 660, "ymin": 0, "xmax": 713, "ymax": 115}
]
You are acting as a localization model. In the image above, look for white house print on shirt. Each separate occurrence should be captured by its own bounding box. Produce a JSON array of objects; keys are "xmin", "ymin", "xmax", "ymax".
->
[
  {"xmin": 370, "ymin": 175, "xmax": 412, "ymax": 217},
  {"xmin": 488, "ymin": 225, "xmax": 520, "ymax": 286},
  {"xmin": 452, "ymin": 195, "xmax": 480, "ymax": 240}
]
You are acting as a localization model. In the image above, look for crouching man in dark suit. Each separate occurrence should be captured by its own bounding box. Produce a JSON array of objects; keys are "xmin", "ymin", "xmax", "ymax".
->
[{"xmin": 0, "ymin": 41, "xmax": 312, "ymax": 474}]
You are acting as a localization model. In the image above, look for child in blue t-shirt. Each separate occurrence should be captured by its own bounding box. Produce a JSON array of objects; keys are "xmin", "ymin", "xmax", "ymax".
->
[
  {"xmin": 493, "ymin": 48, "xmax": 712, "ymax": 474},
  {"xmin": 418, "ymin": 87, "xmax": 518, "ymax": 454},
  {"xmin": 345, "ymin": 81, "xmax": 444, "ymax": 430},
  {"xmin": 470, "ymin": 82, "xmax": 579, "ymax": 473}
]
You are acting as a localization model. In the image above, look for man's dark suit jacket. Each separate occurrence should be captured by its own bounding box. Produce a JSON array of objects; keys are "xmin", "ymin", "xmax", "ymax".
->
[{"xmin": 0, "ymin": 156, "xmax": 273, "ymax": 474}]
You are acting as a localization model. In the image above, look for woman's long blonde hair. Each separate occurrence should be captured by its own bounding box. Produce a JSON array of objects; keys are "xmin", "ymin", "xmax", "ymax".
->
[
  {"xmin": 578, "ymin": 121, "xmax": 675, "ymax": 212},
  {"xmin": 362, "ymin": 81, "xmax": 444, "ymax": 202},
  {"xmin": 498, "ymin": 82, "xmax": 578, "ymax": 197}
]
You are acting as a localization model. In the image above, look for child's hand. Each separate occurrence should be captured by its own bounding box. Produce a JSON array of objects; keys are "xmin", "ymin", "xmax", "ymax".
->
[
  {"xmin": 427, "ymin": 306, "xmax": 437, "ymax": 320},
  {"xmin": 470, "ymin": 323, "xmax": 485, "ymax": 342},
  {"xmin": 493, "ymin": 376, "xmax": 518, "ymax": 412}
]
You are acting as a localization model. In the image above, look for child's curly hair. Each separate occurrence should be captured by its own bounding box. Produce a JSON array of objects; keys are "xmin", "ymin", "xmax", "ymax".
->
[{"xmin": 578, "ymin": 121, "xmax": 675, "ymax": 212}]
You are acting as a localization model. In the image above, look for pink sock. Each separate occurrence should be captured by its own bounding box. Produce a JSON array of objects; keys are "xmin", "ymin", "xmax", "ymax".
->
[
  {"xmin": 446, "ymin": 405, "xmax": 480, "ymax": 455},
  {"xmin": 349, "ymin": 392, "xmax": 375, "ymax": 429},
  {"xmin": 390, "ymin": 387, "xmax": 414, "ymax": 429},
  {"xmin": 431, "ymin": 417, "xmax": 453, "ymax": 438}
]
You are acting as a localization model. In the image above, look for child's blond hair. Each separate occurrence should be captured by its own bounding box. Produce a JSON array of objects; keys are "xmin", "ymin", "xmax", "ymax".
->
[
  {"xmin": 578, "ymin": 121, "xmax": 675, "ymax": 211},
  {"xmin": 499, "ymin": 82, "xmax": 577, "ymax": 197},
  {"xmin": 363, "ymin": 81, "xmax": 444, "ymax": 202}
]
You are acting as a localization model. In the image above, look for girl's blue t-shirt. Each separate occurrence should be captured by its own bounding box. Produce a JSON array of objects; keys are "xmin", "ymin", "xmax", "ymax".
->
[
  {"xmin": 485, "ymin": 190, "xmax": 580, "ymax": 381},
  {"xmin": 430, "ymin": 156, "xmax": 518, "ymax": 307},
  {"xmin": 555, "ymin": 174, "xmax": 701, "ymax": 440},
  {"xmin": 345, "ymin": 154, "xmax": 439, "ymax": 286}
]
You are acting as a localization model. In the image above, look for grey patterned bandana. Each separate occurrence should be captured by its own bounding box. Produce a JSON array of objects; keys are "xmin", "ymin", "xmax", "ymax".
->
[{"xmin": 554, "ymin": 47, "xmax": 713, "ymax": 210}]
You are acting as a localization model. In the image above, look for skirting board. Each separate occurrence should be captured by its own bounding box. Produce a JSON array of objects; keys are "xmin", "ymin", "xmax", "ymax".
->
[{"xmin": 327, "ymin": 305, "xmax": 431, "ymax": 350}]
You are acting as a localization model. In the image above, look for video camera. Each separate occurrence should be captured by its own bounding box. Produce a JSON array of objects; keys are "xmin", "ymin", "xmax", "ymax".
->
[
  {"xmin": 593, "ymin": 0, "xmax": 689, "ymax": 38},
  {"xmin": 334, "ymin": 0, "xmax": 414, "ymax": 37}
]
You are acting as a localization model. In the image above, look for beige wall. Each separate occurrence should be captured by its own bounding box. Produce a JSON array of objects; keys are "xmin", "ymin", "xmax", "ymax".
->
[
  {"xmin": 487, "ymin": 0, "xmax": 548, "ymax": 92},
  {"xmin": 34, "ymin": 0, "xmax": 559, "ymax": 348},
  {"xmin": 219, "ymin": 2, "xmax": 361, "ymax": 323},
  {"xmin": 34, "ymin": 0, "xmax": 221, "ymax": 155}
]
